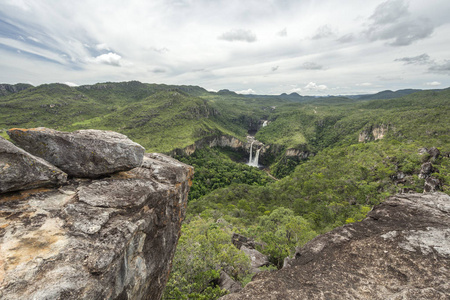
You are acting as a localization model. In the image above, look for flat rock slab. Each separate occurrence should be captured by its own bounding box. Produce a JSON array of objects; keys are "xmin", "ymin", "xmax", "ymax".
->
[
  {"xmin": 8, "ymin": 128, "xmax": 145, "ymax": 178},
  {"xmin": 0, "ymin": 153, "xmax": 193, "ymax": 300},
  {"xmin": 222, "ymin": 192, "xmax": 450, "ymax": 300},
  {"xmin": 0, "ymin": 136, "xmax": 67, "ymax": 193}
]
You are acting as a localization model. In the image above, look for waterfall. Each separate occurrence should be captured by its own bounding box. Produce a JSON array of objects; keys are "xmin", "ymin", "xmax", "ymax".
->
[
  {"xmin": 247, "ymin": 142, "xmax": 260, "ymax": 167},
  {"xmin": 249, "ymin": 142, "xmax": 253, "ymax": 164},
  {"xmin": 262, "ymin": 120, "xmax": 268, "ymax": 127}
]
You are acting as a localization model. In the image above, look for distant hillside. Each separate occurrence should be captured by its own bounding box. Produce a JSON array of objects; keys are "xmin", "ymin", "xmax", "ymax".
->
[
  {"xmin": 0, "ymin": 83, "xmax": 33, "ymax": 96},
  {"xmin": 349, "ymin": 89, "xmax": 423, "ymax": 100}
]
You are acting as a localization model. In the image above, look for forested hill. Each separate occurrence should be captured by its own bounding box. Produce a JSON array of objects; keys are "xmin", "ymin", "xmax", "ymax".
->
[{"xmin": 1, "ymin": 80, "xmax": 449, "ymax": 299}]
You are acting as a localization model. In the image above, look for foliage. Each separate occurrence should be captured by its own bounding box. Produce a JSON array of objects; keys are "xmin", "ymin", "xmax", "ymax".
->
[
  {"xmin": 163, "ymin": 217, "xmax": 251, "ymax": 300},
  {"xmin": 176, "ymin": 148, "xmax": 274, "ymax": 201}
]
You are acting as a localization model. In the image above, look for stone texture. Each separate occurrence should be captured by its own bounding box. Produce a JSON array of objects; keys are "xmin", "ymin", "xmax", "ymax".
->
[
  {"xmin": 218, "ymin": 271, "xmax": 243, "ymax": 294},
  {"xmin": 358, "ymin": 124, "xmax": 388, "ymax": 142},
  {"xmin": 8, "ymin": 128, "xmax": 145, "ymax": 178},
  {"xmin": 222, "ymin": 192, "xmax": 450, "ymax": 300},
  {"xmin": 428, "ymin": 147, "xmax": 440, "ymax": 160},
  {"xmin": 0, "ymin": 153, "xmax": 193, "ymax": 300},
  {"xmin": 0, "ymin": 136, "xmax": 67, "ymax": 193},
  {"xmin": 241, "ymin": 246, "xmax": 269, "ymax": 273}
]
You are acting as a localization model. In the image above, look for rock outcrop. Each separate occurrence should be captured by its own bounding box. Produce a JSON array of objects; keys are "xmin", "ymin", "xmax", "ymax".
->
[
  {"xmin": 419, "ymin": 147, "xmax": 442, "ymax": 192},
  {"xmin": 0, "ymin": 131, "xmax": 193, "ymax": 300},
  {"xmin": 358, "ymin": 124, "xmax": 389, "ymax": 142},
  {"xmin": 231, "ymin": 233, "xmax": 268, "ymax": 274},
  {"xmin": 0, "ymin": 83, "xmax": 33, "ymax": 96},
  {"xmin": 0, "ymin": 136, "xmax": 67, "ymax": 193},
  {"xmin": 8, "ymin": 128, "xmax": 145, "ymax": 178},
  {"xmin": 222, "ymin": 192, "xmax": 450, "ymax": 299},
  {"xmin": 218, "ymin": 271, "xmax": 243, "ymax": 294},
  {"xmin": 171, "ymin": 135, "xmax": 244, "ymax": 156},
  {"xmin": 240, "ymin": 246, "xmax": 270, "ymax": 273}
]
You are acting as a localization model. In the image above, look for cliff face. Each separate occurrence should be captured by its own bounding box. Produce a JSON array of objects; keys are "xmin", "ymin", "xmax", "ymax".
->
[
  {"xmin": 0, "ymin": 129, "xmax": 193, "ymax": 300},
  {"xmin": 222, "ymin": 192, "xmax": 450, "ymax": 300},
  {"xmin": 171, "ymin": 135, "xmax": 244, "ymax": 156}
]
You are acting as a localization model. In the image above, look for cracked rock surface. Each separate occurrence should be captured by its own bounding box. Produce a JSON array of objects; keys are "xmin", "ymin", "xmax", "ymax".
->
[
  {"xmin": 0, "ymin": 136, "xmax": 67, "ymax": 193},
  {"xmin": 8, "ymin": 128, "xmax": 145, "ymax": 178},
  {"xmin": 222, "ymin": 192, "xmax": 450, "ymax": 300},
  {"xmin": 0, "ymin": 153, "xmax": 193, "ymax": 300}
]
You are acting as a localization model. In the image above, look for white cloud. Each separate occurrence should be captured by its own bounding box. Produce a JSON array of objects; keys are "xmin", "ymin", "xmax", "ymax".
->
[
  {"xmin": 219, "ymin": 29, "xmax": 257, "ymax": 42},
  {"xmin": 425, "ymin": 81, "xmax": 441, "ymax": 86},
  {"xmin": 1, "ymin": 0, "xmax": 450, "ymax": 94},
  {"xmin": 304, "ymin": 82, "xmax": 328, "ymax": 91},
  {"xmin": 93, "ymin": 52, "xmax": 122, "ymax": 66},
  {"xmin": 151, "ymin": 47, "xmax": 169, "ymax": 54},
  {"xmin": 277, "ymin": 28, "xmax": 287, "ymax": 37},
  {"xmin": 302, "ymin": 62, "xmax": 323, "ymax": 70},
  {"xmin": 95, "ymin": 43, "xmax": 110, "ymax": 51},
  {"xmin": 312, "ymin": 25, "xmax": 335, "ymax": 39},
  {"xmin": 63, "ymin": 81, "xmax": 78, "ymax": 87},
  {"xmin": 365, "ymin": 0, "xmax": 435, "ymax": 46},
  {"xmin": 356, "ymin": 82, "xmax": 372, "ymax": 86},
  {"xmin": 27, "ymin": 36, "xmax": 41, "ymax": 43},
  {"xmin": 236, "ymin": 88, "xmax": 256, "ymax": 94},
  {"xmin": 288, "ymin": 87, "xmax": 302, "ymax": 94}
]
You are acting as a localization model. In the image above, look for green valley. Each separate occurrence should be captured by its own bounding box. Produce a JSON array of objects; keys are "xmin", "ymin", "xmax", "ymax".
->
[{"xmin": 1, "ymin": 82, "xmax": 449, "ymax": 299}]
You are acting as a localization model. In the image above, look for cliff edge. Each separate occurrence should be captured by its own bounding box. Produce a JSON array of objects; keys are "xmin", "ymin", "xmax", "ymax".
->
[
  {"xmin": 222, "ymin": 192, "xmax": 450, "ymax": 299},
  {"xmin": 0, "ymin": 128, "xmax": 193, "ymax": 300}
]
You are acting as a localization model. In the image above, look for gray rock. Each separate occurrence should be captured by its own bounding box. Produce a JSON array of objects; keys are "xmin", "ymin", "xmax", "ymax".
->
[
  {"xmin": 218, "ymin": 271, "xmax": 242, "ymax": 294},
  {"xmin": 241, "ymin": 245, "xmax": 269, "ymax": 273},
  {"xmin": 424, "ymin": 177, "xmax": 441, "ymax": 192},
  {"xmin": 8, "ymin": 128, "xmax": 145, "ymax": 178},
  {"xmin": 0, "ymin": 152, "xmax": 194, "ymax": 300},
  {"xmin": 428, "ymin": 147, "xmax": 440, "ymax": 160},
  {"xmin": 0, "ymin": 136, "xmax": 67, "ymax": 193},
  {"xmin": 419, "ymin": 161, "xmax": 434, "ymax": 178},
  {"xmin": 231, "ymin": 233, "xmax": 265, "ymax": 250},
  {"xmin": 222, "ymin": 193, "xmax": 450, "ymax": 299}
]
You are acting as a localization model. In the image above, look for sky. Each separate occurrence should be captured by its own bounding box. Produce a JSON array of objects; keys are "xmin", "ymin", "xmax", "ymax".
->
[{"xmin": 1, "ymin": 0, "xmax": 450, "ymax": 95}]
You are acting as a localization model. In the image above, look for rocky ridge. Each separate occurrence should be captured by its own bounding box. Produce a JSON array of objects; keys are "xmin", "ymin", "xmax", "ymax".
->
[
  {"xmin": 222, "ymin": 192, "xmax": 450, "ymax": 299},
  {"xmin": 0, "ymin": 128, "xmax": 193, "ymax": 300}
]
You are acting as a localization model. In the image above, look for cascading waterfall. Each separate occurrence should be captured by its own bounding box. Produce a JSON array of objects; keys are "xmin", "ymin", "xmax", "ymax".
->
[{"xmin": 247, "ymin": 142, "xmax": 260, "ymax": 167}]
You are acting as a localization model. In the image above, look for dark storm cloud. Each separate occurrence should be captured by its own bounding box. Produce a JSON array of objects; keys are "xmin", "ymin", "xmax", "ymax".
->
[
  {"xmin": 395, "ymin": 53, "xmax": 431, "ymax": 65},
  {"xmin": 218, "ymin": 29, "xmax": 257, "ymax": 42},
  {"xmin": 365, "ymin": 0, "xmax": 434, "ymax": 46}
]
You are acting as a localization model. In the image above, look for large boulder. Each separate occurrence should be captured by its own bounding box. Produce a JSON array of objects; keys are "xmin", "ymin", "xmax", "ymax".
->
[
  {"xmin": 0, "ymin": 136, "xmax": 67, "ymax": 193},
  {"xmin": 0, "ymin": 153, "xmax": 193, "ymax": 300},
  {"xmin": 222, "ymin": 192, "xmax": 450, "ymax": 299},
  {"xmin": 218, "ymin": 271, "xmax": 242, "ymax": 294},
  {"xmin": 240, "ymin": 245, "xmax": 269, "ymax": 273},
  {"xmin": 8, "ymin": 128, "xmax": 145, "ymax": 178}
]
